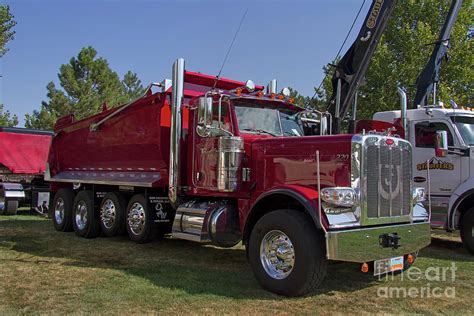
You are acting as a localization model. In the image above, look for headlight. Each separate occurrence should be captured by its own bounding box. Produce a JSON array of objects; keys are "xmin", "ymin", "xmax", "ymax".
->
[
  {"xmin": 412, "ymin": 187, "xmax": 426, "ymax": 204},
  {"xmin": 321, "ymin": 187, "xmax": 358, "ymax": 207}
]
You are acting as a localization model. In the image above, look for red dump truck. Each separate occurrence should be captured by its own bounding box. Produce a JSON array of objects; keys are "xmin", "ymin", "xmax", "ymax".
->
[
  {"xmin": 46, "ymin": 59, "xmax": 431, "ymax": 296},
  {"xmin": 0, "ymin": 127, "xmax": 52, "ymax": 215}
]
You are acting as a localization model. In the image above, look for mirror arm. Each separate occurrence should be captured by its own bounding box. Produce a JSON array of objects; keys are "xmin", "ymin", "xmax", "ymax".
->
[{"xmin": 447, "ymin": 146, "xmax": 470, "ymax": 157}]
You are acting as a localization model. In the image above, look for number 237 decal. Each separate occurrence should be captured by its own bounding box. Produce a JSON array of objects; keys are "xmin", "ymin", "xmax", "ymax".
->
[{"xmin": 335, "ymin": 154, "xmax": 350, "ymax": 161}]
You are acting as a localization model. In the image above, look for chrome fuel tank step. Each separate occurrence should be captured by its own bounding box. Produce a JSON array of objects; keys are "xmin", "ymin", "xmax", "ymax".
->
[{"xmin": 172, "ymin": 200, "xmax": 241, "ymax": 247}]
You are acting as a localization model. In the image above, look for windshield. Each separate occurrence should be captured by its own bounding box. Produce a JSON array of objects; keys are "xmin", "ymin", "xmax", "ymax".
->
[
  {"xmin": 451, "ymin": 116, "xmax": 474, "ymax": 145},
  {"xmin": 280, "ymin": 112, "xmax": 304, "ymax": 136},
  {"xmin": 234, "ymin": 102, "xmax": 303, "ymax": 136},
  {"xmin": 235, "ymin": 105, "xmax": 281, "ymax": 136}
]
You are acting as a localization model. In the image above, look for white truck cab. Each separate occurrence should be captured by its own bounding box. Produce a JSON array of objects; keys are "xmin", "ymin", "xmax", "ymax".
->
[{"xmin": 374, "ymin": 106, "xmax": 474, "ymax": 254}]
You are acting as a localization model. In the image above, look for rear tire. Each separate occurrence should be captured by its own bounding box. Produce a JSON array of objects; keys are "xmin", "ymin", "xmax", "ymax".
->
[
  {"xmin": 126, "ymin": 194, "xmax": 156, "ymax": 244},
  {"xmin": 460, "ymin": 207, "xmax": 474, "ymax": 255},
  {"xmin": 4, "ymin": 201, "xmax": 19, "ymax": 215},
  {"xmin": 72, "ymin": 190, "xmax": 100, "ymax": 238},
  {"xmin": 52, "ymin": 189, "xmax": 75, "ymax": 232},
  {"xmin": 248, "ymin": 209, "xmax": 327, "ymax": 296},
  {"xmin": 100, "ymin": 192, "xmax": 127, "ymax": 237}
]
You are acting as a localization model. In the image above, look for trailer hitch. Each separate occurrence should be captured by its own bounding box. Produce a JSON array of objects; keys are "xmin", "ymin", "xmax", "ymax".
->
[{"xmin": 379, "ymin": 233, "xmax": 401, "ymax": 249}]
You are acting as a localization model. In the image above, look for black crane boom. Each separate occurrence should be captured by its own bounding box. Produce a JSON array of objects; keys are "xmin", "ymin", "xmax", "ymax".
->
[
  {"xmin": 326, "ymin": 0, "xmax": 397, "ymax": 134},
  {"xmin": 413, "ymin": 0, "xmax": 463, "ymax": 108}
]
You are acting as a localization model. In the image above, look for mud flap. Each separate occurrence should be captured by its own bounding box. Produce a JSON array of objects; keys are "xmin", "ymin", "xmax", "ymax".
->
[{"xmin": 148, "ymin": 196, "xmax": 175, "ymax": 233}]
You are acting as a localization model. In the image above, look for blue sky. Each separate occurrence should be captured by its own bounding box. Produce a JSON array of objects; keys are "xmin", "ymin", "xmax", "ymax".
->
[{"xmin": 1, "ymin": 0, "xmax": 372, "ymax": 126}]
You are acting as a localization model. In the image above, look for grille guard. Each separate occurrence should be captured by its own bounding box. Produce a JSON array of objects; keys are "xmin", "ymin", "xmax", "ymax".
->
[{"xmin": 352, "ymin": 134, "xmax": 415, "ymax": 226}]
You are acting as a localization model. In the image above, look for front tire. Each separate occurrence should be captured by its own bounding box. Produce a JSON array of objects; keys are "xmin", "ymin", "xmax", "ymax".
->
[
  {"xmin": 248, "ymin": 209, "xmax": 327, "ymax": 296},
  {"xmin": 72, "ymin": 190, "xmax": 100, "ymax": 238},
  {"xmin": 100, "ymin": 192, "xmax": 127, "ymax": 237},
  {"xmin": 52, "ymin": 189, "xmax": 75, "ymax": 232},
  {"xmin": 126, "ymin": 194, "xmax": 156, "ymax": 244},
  {"xmin": 460, "ymin": 208, "xmax": 474, "ymax": 255}
]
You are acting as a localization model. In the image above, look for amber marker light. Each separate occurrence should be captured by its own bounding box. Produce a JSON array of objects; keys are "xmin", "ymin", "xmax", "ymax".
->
[
  {"xmin": 257, "ymin": 91, "xmax": 264, "ymax": 98},
  {"xmin": 407, "ymin": 254, "xmax": 414, "ymax": 264},
  {"xmin": 361, "ymin": 263, "xmax": 369, "ymax": 273},
  {"xmin": 235, "ymin": 88, "xmax": 242, "ymax": 96},
  {"xmin": 270, "ymin": 93, "xmax": 276, "ymax": 100},
  {"xmin": 278, "ymin": 94, "xmax": 284, "ymax": 100},
  {"xmin": 288, "ymin": 98, "xmax": 295, "ymax": 104}
]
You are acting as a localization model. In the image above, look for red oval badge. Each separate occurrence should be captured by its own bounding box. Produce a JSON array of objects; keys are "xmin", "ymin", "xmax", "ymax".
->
[{"xmin": 385, "ymin": 139, "xmax": 394, "ymax": 145}]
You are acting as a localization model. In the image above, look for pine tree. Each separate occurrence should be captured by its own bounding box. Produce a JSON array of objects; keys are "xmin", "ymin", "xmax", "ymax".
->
[
  {"xmin": 0, "ymin": 5, "xmax": 16, "ymax": 57},
  {"xmin": 25, "ymin": 46, "xmax": 145, "ymax": 129},
  {"xmin": 0, "ymin": 104, "xmax": 18, "ymax": 127}
]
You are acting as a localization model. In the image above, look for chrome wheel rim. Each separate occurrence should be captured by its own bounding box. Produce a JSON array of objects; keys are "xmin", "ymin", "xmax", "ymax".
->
[
  {"xmin": 54, "ymin": 198, "xmax": 65, "ymax": 225},
  {"xmin": 260, "ymin": 230, "xmax": 295, "ymax": 279},
  {"xmin": 100, "ymin": 199, "xmax": 116, "ymax": 229},
  {"xmin": 75, "ymin": 200, "xmax": 88, "ymax": 230},
  {"xmin": 128, "ymin": 202, "xmax": 145, "ymax": 235}
]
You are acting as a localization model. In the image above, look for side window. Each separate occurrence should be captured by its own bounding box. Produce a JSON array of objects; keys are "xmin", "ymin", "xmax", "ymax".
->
[
  {"xmin": 209, "ymin": 102, "xmax": 233, "ymax": 137},
  {"xmin": 415, "ymin": 122, "xmax": 454, "ymax": 148}
]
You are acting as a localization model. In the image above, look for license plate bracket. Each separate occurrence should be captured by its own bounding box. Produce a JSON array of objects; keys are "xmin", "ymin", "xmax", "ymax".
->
[{"xmin": 374, "ymin": 256, "xmax": 404, "ymax": 276}]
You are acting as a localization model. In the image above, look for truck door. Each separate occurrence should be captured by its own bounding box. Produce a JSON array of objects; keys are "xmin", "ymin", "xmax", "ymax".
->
[
  {"xmin": 192, "ymin": 100, "xmax": 233, "ymax": 190},
  {"xmin": 411, "ymin": 120, "xmax": 462, "ymax": 227}
]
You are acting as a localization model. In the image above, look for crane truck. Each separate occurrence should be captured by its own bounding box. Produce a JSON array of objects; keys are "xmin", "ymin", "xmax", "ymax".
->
[{"xmin": 372, "ymin": 0, "xmax": 474, "ymax": 254}]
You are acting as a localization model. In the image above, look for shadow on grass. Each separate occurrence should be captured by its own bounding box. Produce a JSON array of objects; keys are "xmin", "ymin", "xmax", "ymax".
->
[
  {"xmin": 5, "ymin": 217, "xmax": 468, "ymax": 299},
  {"xmin": 419, "ymin": 235, "xmax": 472, "ymax": 262}
]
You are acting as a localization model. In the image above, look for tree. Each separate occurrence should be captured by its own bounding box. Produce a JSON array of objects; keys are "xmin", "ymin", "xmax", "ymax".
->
[
  {"xmin": 122, "ymin": 71, "xmax": 146, "ymax": 100},
  {"xmin": 0, "ymin": 5, "xmax": 16, "ymax": 57},
  {"xmin": 25, "ymin": 46, "xmax": 145, "ymax": 129},
  {"xmin": 304, "ymin": 0, "xmax": 473, "ymax": 122},
  {"xmin": 353, "ymin": 0, "xmax": 473, "ymax": 120},
  {"xmin": 0, "ymin": 104, "xmax": 18, "ymax": 127}
]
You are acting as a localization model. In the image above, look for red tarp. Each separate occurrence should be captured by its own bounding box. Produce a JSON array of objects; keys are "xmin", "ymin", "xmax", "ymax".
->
[{"xmin": 0, "ymin": 132, "xmax": 52, "ymax": 174}]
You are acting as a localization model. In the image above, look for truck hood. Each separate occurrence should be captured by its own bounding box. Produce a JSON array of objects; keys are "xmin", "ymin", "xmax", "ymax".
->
[{"xmin": 246, "ymin": 134, "xmax": 353, "ymax": 192}]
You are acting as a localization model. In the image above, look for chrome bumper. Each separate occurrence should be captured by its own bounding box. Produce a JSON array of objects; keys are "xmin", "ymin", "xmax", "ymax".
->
[{"xmin": 326, "ymin": 222, "xmax": 431, "ymax": 263}]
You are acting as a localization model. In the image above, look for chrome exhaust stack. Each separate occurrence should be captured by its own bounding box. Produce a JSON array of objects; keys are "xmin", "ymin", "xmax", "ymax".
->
[
  {"xmin": 397, "ymin": 87, "xmax": 408, "ymax": 139},
  {"xmin": 169, "ymin": 58, "xmax": 185, "ymax": 205},
  {"xmin": 266, "ymin": 79, "xmax": 277, "ymax": 94}
]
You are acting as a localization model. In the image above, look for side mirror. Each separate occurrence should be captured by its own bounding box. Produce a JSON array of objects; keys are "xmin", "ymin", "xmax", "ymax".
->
[
  {"xmin": 435, "ymin": 130, "xmax": 448, "ymax": 157},
  {"xmin": 197, "ymin": 96, "xmax": 213, "ymax": 136}
]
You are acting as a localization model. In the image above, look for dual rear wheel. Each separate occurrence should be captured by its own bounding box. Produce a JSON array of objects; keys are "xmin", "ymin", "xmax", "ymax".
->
[{"xmin": 51, "ymin": 189, "xmax": 157, "ymax": 243}]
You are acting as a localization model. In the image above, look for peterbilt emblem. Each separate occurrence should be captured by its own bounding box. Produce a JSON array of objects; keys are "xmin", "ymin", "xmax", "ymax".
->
[
  {"xmin": 366, "ymin": 0, "xmax": 384, "ymax": 29},
  {"xmin": 379, "ymin": 164, "xmax": 400, "ymax": 200}
]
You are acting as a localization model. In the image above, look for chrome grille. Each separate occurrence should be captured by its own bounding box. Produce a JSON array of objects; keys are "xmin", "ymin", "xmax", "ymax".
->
[{"xmin": 352, "ymin": 135, "xmax": 412, "ymax": 225}]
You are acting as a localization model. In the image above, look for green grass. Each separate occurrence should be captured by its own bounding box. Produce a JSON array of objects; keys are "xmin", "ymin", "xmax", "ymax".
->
[{"xmin": 0, "ymin": 211, "xmax": 472, "ymax": 314}]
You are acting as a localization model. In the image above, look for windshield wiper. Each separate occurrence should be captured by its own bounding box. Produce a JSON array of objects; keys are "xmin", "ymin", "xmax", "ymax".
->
[{"xmin": 242, "ymin": 128, "xmax": 279, "ymax": 137}]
